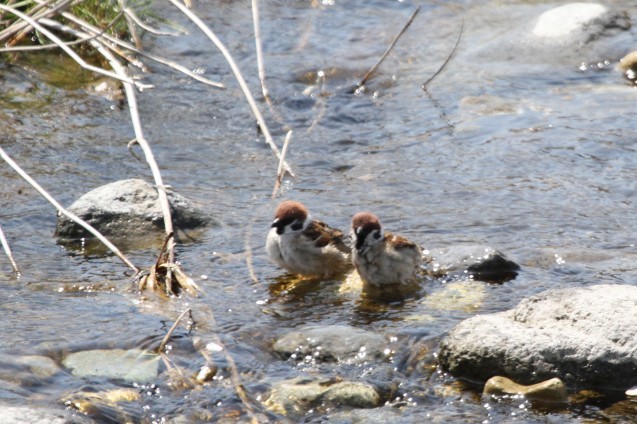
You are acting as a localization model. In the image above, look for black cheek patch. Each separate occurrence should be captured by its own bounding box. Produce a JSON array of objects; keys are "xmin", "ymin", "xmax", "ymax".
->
[
  {"xmin": 272, "ymin": 220, "xmax": 286, "ymax": 235},
  {"xmin": 291, "ymin": 221, "xmax": 303, "ymax": 231},
  {"xmin": 355, "ymin": 227, "xmax": 372, "ymax": 250}
]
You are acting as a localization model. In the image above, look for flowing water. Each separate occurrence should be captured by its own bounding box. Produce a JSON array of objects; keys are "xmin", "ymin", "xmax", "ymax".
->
[{"xmin": 2, "ymin": 0, "xmax": 637, "ymax": 422}]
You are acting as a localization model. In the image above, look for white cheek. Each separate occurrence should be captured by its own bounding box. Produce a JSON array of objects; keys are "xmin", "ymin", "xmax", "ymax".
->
[{"xmin": 284, "ymin": 225, "xmax": 301, "ymax": 235}]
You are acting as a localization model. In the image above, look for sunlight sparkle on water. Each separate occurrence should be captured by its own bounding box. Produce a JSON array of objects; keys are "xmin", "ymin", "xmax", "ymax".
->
[{"xmin": 206, "ymin": 342, "xmax": 223, "ymax": 352}]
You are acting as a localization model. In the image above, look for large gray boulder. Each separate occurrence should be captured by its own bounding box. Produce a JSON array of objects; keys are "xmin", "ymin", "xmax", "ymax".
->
[
  {"xmin": 55, "ymin": 179, "xmax": 211, "ymax": 239},
  {"xmin": 438, "ymin": 284, "xmax": 637, "ymax": 391}
]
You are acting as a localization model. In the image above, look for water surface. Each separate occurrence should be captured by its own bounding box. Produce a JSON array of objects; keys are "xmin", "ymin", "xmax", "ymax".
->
[{"xmin": 2, "ymin": 0, "xmax": 637, "ymax": 422}]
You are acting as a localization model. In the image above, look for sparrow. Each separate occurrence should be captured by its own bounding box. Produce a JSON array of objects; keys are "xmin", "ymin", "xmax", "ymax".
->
[
  {"xmin": 266, "ymin": 201, "xmax": 352, "ymax": 278},
  {"xmin": 351, "ymin": 212, "xmax": 423, "ymax": 288}
]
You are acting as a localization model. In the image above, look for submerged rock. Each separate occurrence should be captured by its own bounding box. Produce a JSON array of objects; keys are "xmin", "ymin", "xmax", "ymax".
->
[
  {"xmin": 273, "ymin": 325, "xmax": 390, "ymax": 364},
  {"xmin": 55, "ymin": 179, "xmax": 211, "ymax": 239},
  {"xmin": 439, "ymin": 284, "xmax": 637, "ymax": 391},
  {"xmin": 424, "ymin": 245, "xmax": 520, "ymax": 283},
  {"xmin": 264, "ymin": 376, "xmax": 380, "ymax": 415},
  {"xmin": 484, "ymin": 376, "xmax": 568, "ymax": 403},
  {"xmin": 63, "ymin": 348, "xmax": 160, "ymax": 382},
  {"xmin": 62, "ymin": 388, "xmax": 141, "ymax": 422},
  {"xmin": 0, "ymin": 354, "xmax": 60, "ymax": 385},
  {"xmin": 420, "ymin": 280, "xmax": 486, "ymax": 313}
]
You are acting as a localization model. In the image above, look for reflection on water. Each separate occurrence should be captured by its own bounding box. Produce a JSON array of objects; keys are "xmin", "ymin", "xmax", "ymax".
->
[{"xmin": 1, "ymin": 0, "xmax": 637, "ymax": 422}]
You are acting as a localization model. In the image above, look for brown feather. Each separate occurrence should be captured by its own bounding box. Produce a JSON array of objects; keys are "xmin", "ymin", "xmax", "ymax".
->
[
  {"xmin": 385, "ymin": 232, "xmax": 419, "ymax": 250},
  {"xmin": 305, "ymin": 220, "xmax": 351, "ymax": 254}
]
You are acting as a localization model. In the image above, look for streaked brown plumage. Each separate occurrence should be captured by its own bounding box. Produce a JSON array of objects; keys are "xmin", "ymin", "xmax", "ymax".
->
[
  {"xmin": 266, "ymin": 201, "xmax": 352, "ymax": 278},
  {"xmin": 351, "ymin": 212, "xmax": 422, "ymax": 287}
]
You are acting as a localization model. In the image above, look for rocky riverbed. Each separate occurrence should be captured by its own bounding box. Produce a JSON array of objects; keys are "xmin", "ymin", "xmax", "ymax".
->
[{"xmin": 2, "ymin": 1, "xmax": 637, "ymax": 422}]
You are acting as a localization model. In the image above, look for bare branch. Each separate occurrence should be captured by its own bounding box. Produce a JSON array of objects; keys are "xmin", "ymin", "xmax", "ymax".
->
[
  {"xmin": 0, "ymin": 10, "xmax": 125, "ymax": 53},
  {"xmin": 357, "ymin": 6, "xmax": 421, "ymax": 89},
  {"xmin": 421, "ymin": 19, "xmax": 464, "ymax": 90},
  {"xmin": 35, "ymin": 2, "xmax": 224, "ymax": 88},
  {"xmin": 167, "ymin": 0, "xmax": 294, "ymax": 178},
  {"xmin": 29, "ymin": 18, "xmax": 178, "ymax": 274},
  {"xmin": 0, "ymin": 4, "xmax": 152, "ymax": 90},
  {"xmin": 203, "ymin": 316, "xmax": 259, "ymax": 423},
  {"xmin": 118, "ymin": 0, "xmax": 142, "ymax": 49},
  {"xmin": 251, "ymin": 0, "xmax": 269, "ymax": 102},
  {"xmin": 271, "ymin": 130, "xmax": 293, "ymax": 198},
  {"xmin": 79, "ymin": 25, "xmax": 177, "ymax": 271},
  {"xmin": 244, "ymin": 225, "xmax": 259, "ymax": 285},
  {"xmin": 0, "ymin": 0, "xmax": 68, "ymax": 45},
  {"xmin": 0, "ymin": 147, "xmax": 139, "ymax": 273},
  {"xmin": 157, "ymin": 308, "xmax": 193, "ymax": 353},
  {"xmin": 306, "ymin": 73, "xmax": 327, "ymax": 134},
  {"xmin": 123, "ymin": 5, "xmax": 184, "ymax": 36},
  {"xmin": 0, "ymin": 224, "xmax": 20, "ymax": 275}
]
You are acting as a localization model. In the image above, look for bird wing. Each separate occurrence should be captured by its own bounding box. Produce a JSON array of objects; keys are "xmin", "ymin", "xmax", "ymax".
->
[
  {"xmin": 385, "ymin": 232, "xmax": 420, "ymax": 251},
  {"xmin": 306, "ymin": 220, "xmax": 351, "ymax": 254}
]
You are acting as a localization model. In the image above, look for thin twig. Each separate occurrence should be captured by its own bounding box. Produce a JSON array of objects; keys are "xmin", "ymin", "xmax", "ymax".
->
[
  {"xmin": 0, "ymin": 0, "xmax": 66, "ymax": 45},
  {"xmin": 38, "ymin": 3, "xmax": 224, "ymax": 88},
  {"xmin": 250, "ymin": 0, "xmax": 292, "ymax": 133},
  {"xmin": 0, "ymin": 10, "xmax": 125, "ymax": 53},
  {"xmin": 421, "ymin": 19, "xmax": 464, "ymax": 90},
  {"xmin": 36, "ymin": 22, "xmax": 175, "ymax": 250},
  {"xmin": 0, "ymin": 0, "xmax": 17, "ymax": 23},
  {"xmin": 118, "ymin": 0, "xmax": 142, "ymax": 49},
  {"xmin": 81, "ymin": 24, "xmax": 177, "ymax": 282},
  {"xmin": 127, "ymin": 138, "xmax": 144, "ymax": 161},
  {"xmin": 168, "ymin": 0, "xmax": 294, "ymax": 178},
  {"xmin": 160, "ymin": 352, "xmax": 197, "ymax": 388},
  {"xmin": 271, "ymin": 130, "xmax": 293, "ymax": 198},
  {"xmin": 244, "ymin": 223, "xmax": 259, "ymax": 285},
  {"xmin": 293, "ymin": 15, "xmax": 313, "ymax": 53},
  {"xmin": 157, "ymin": 232, "xmax": 174, "ymax": 297},
  {"xmin": 123, "ymin": 3, "xmax": 184, "ymax": 36},
  {"xmin": 154, "ymin": 231, "xmax": 174, "ymax": 270},
  {"xmin": 0, "ymin": 224, "xmax": 20, "ymax": 275},
  {"xmin": 357, "ymin": 6, "xmax": 421, "ymax": 89},
  {"xmin": 251, "ymin": 0, "xmax": 269, "ymax": 102},
  {"xmin": 0, "ymin": 4, "xmax": 152, "ymax": 90},
  {"xmin": 157, "ymin": 308, "xmax": 193, "ymax": 353},
  {"xmin": 33, "ymin": 18, "xmax": 176, "ymax": 271},
  {"xmin": 0, "ymin": 147, "xmax": 139, "ymax": 273},
  {"xmin": 206, "ymin": 315, "xmax": 259, "ymax": 423},
  {"xmin": 306, "ymin": 73, "xmax": 327, "ymax": 133}
]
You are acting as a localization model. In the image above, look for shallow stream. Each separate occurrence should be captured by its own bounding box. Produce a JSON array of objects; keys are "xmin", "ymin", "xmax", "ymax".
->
[{"xmin": 2, "ymin": 0, "xmax": 637, "ymax": 422}]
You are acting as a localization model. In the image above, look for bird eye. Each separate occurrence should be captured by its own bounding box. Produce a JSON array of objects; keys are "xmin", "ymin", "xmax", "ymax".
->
[{"xmin": 291, "ymin": 222, "xmax": 303, "ymax": 231}]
